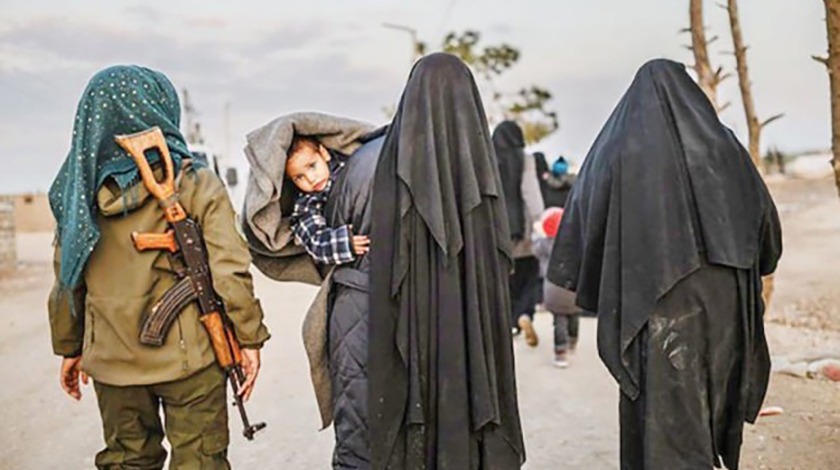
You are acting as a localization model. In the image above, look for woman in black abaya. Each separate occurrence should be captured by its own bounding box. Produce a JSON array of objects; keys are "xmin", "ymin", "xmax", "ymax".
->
[
  {"xmin": 548, "ymin": 59, "xmax": 782, "ymax": 470},
  {"xmin": 368, "ymin": 53, "xmax": 526, "ymax": 470},
  {"xmin": 493, "ymin": 121, "xmax": 545, "ymax": 346}
]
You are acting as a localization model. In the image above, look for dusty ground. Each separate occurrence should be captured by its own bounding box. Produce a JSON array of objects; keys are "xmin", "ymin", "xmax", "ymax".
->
[
  {"xmin": 741, "ymin": 375, "xmax": 840, "ymax": 470},
  {"xmin": 736, "ymin": 176, "xmax": 840, "ymax": 470},
  {"xmin": 0, "ymin": 176, "xmax": 837, "ymax": 469},
  {"xmin": 0, "ymin": 234, "xmax": 620, "ymax": 469}
]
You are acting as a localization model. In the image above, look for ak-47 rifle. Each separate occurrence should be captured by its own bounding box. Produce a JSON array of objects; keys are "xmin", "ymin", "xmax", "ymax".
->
[{"xmin": 114, "ymin": 126, "xmax": 266, "ymax": 440}]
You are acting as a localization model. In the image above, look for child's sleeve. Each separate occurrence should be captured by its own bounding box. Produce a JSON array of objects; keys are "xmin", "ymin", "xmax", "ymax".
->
[
  {"xmin": 291, "ymin": 201, "xmax": 355, "ymax": 266},
  {"xmin": 48, "ymin": 245, "xmax": 86, "ymax": 357},
  {"xmin": 197, "ymin": 172, "xmax": 270, "ymax": 349}
]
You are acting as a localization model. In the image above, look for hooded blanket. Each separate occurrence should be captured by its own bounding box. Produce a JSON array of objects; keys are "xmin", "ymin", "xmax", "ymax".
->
[
  {"xmin": 242, "ymin": 112, "xmax": 377, "ymax": 428},
  {"xmin": 244, "ymin": 112, "xmax": 375, "ymax": 256},
  {"xmin": 369, "ymin": 53, "xmax": 525, "ymax": 470}
]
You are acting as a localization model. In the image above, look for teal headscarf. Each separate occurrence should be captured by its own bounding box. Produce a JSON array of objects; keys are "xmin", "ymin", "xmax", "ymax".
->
[{"xmin": 49, "ymin": 65, "xmax": 192, "ymax": 290}]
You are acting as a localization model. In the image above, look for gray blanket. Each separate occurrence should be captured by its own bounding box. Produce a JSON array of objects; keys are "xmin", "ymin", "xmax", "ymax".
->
[
  {"xmin": 242, "ymin": 112, "xmax": 376, "ymax": 429},
  {"xmin": 244, "ymin": 111, "xmax": 376, "ymax": 254}
]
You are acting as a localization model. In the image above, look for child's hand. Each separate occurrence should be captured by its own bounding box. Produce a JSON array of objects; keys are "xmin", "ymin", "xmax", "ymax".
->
[
  {"xmin": 352, "ymin": 235, "xmax": 370, "ymax": 255},
  {"xmin": 238, "ymin": 348, "xmax": 261, "ymax": 402}
]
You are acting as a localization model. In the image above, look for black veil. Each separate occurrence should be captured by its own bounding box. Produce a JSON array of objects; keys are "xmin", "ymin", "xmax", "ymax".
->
[
  {"xmin": 369, "ymin": 53, "xmax": 525, "ymax": 469},
  {"xmin": 547, "ymin": 58, "xmax": 781, "ymax": 402}
]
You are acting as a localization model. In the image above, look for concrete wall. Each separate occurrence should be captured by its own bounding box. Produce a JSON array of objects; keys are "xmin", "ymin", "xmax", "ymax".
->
[
  {"xmin": 12, "ymin": 193, "xmax": 54, "ymax": 233},
  {"xmin": 0, "ymin": 197, "xmax": 16, "ymax": 269}
]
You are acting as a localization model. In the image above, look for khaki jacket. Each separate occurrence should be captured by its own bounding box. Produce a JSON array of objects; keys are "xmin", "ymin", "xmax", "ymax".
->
[{"xmin": 48, "ymin": 166, "xmax": 270, "ymax": 386}]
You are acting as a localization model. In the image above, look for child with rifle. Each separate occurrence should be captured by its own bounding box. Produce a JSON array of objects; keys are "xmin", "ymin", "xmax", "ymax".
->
[{"xmin": 48, "ymin": 65, "xmax": 270, "ymax": 469}]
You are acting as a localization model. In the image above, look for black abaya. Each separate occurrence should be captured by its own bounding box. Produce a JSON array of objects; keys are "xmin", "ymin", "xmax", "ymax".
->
[
  {"xmin": 547, "ymin": 59, "xmax": 782, "ymax": 469},
  {"xmin": 369, "ymin": 53, "xmax": 525, "ymax": 470},
  {"xmin": 493, "ymin": 121, "xmax": 527, "ymax": 241}
]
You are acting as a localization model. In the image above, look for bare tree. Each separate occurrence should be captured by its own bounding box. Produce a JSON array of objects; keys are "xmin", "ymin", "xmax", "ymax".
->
[
  {"xmin": 688, "ymin": 0, "xmax": 730, "ymax": 111},
  {"xmin": 724, "ymin": 0, "xmax": 784, "ymax": 307},
  {"xmin": 496, "ymin": 86, "xmax": 559, "ymax": 144},
  {"xmin": 411, "ymin": 30, "xmax": 559, "ymax": 144},
  {"xmin": 814, "ymin": 0, "xmax": 840, "ymax": 196},
  {"xmin": 726, "ymin": 0, "xmax": 783, "ymax": 170}
]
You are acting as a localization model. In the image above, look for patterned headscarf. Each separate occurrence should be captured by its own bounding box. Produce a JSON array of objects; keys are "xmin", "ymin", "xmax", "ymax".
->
[{"xmin": 49, "ymin": 65, "xmax": 192, "ymax": 290}]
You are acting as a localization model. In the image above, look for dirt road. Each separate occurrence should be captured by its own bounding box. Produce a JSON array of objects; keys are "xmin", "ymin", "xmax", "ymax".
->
[
  {"xmin": 0, "ymin": 233, "xmax": 620, "ymax": 469},
  {"xmin": 1, "ymin": 176, "xmax": 838, "ymax": 469}
]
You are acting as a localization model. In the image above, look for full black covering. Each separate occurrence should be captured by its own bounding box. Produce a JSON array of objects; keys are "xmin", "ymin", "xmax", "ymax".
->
[
  {"xmin": 547, "ymin": 59, "xmax": 782, "ymax": 469},
  {"xmin": 369, "ymin": 53, "xmax": 525, "ymax": 470},
  {"xmin": 493, "ymin": 121, "xmax": 527, "ymax": 240}
]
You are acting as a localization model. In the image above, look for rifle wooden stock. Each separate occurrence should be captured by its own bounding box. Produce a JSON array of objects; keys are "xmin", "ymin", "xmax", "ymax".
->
[
  {"xmin": 200, "ymin": 311, "xmax": 237, "ymax": 368},
  {"xmin": 114, "ymin": 127, "xmax": 187, "ymax": 223},
  {"xmin": 132, "ymin": 230, "xmax": 178, "ymax": 253},
  {"xmin": 226, "ymin": 323, "xmax": 244, "ymax": 364},
  {"xmin": 114, "ymin": 128, "xmax": 176, "ymax": 201}
]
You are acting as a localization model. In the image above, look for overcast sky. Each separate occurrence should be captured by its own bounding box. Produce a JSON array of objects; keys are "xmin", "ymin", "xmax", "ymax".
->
[{"xmin": 0, "ymin": 0, "xmax": 828, "ymax": 193}]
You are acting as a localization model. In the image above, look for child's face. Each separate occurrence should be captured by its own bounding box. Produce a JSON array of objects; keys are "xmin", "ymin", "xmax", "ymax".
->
[{"xmin": 286, "ymin": 143, "xmax": 331, "ymax": 193}]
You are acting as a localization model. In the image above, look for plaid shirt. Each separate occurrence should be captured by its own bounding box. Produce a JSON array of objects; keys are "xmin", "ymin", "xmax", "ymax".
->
[{"xmin": 290, "ymin": 179, "xmax": 355, "ymax": 266}]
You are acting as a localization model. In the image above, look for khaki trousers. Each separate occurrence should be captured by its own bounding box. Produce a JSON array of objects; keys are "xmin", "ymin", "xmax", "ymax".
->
[{"xmin": 93, "ymin": 365, "xmax": 229, "ymax": 470}]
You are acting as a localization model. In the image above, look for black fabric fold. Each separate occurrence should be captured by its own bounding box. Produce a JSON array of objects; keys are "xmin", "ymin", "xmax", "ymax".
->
[
  {"xmin": 548, "ymin": 58, "xmax": 781, "ymax": 398},
  {"xmin": 547, "ymin": 58, "xmax": 782, "ymax": 469},
  {"xmin": 369, "ymin": 52, "xmax": 524, "ymax": 470},
  {"xmin": 493, "ymin": 121, "xmax": 527, "ymax": 240}
]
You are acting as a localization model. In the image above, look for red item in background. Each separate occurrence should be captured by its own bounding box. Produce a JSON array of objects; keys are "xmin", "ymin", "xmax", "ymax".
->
[{"xmin": 541, "ymin": 207, "xmax": 565, "ymax": 238}]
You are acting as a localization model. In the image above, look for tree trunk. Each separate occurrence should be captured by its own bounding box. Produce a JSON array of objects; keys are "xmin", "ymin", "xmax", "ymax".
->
[
  {"xmin": 823, "ymin": 0, "xmax": 840, "ymax": 196},
  {"xmin": 727, "ymin": 0, "xmax": 762, "ymax": 168},
  {"xmin": 690, "ymin": 0, "xmax": 721, "ymax": 109},
  {"xmin": 727, "ymin": 0, "xmax": 784, "ymax": 306}
]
